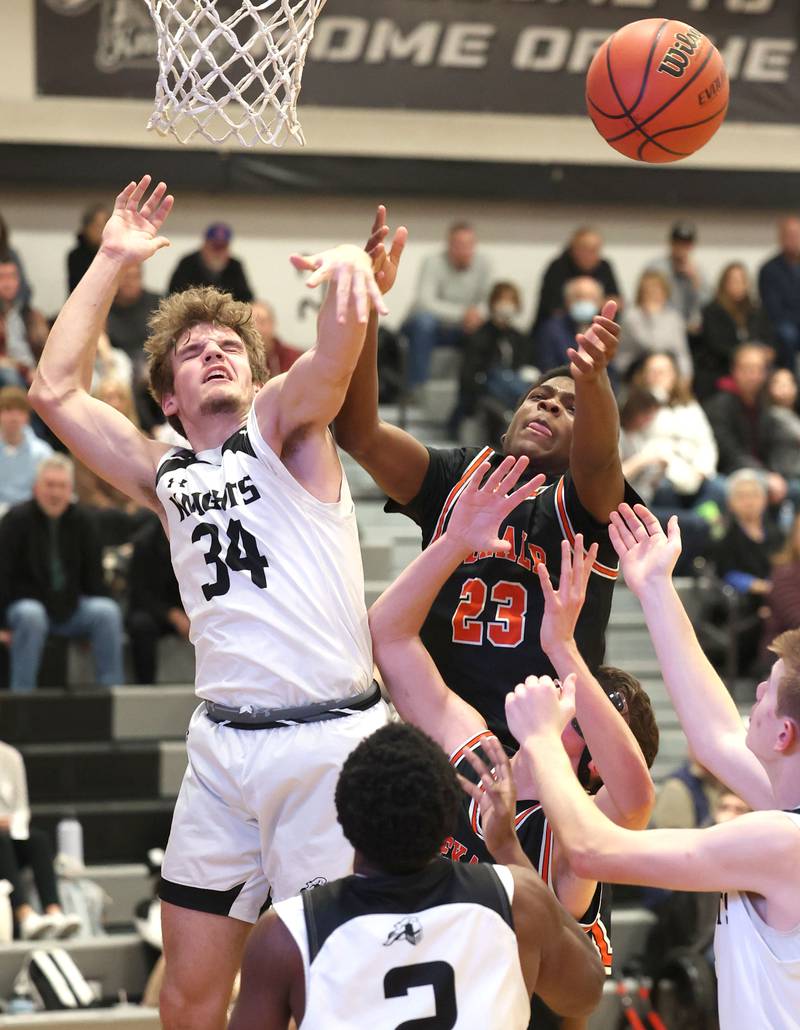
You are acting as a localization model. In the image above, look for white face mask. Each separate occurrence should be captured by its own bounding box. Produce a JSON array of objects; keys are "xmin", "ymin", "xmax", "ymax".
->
[
  {"xmin": 492, "ymin": 302, "xmax": 518, "ymax": 323},
  {"xmin": 569, "ymin": 300, "xmax": 599, "ymax": 324}
]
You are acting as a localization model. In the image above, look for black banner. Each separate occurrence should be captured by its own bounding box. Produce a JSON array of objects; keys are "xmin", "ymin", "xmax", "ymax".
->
[{"xmin": 37, "ymin": 0, "xmax": 800, "ymax": 124}]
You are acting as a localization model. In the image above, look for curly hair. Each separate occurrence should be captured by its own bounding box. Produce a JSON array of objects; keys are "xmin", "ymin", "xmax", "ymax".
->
[
  {"xmin": 144, "ymin": 286, "xmax": 267, "ymax": 437},
  {"xmin": 596, "ymin": 665, "xmax": 660, "ymax": 770},
  {"xmin": 335, "ymin": 722, "xmax": 462, "ymax": 875}
]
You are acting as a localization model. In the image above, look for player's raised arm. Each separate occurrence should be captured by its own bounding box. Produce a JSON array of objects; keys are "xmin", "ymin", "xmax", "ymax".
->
[
  {"xmin": 537, "ymin": 538, "xmax": 654, "ymax": 828},
  {"xmin": 369, "ymin": 455, "xmax": 544, "ymax": 752},
  {"xmin": 610, "ymin": 503, "xmax": 773, "ymax": 810},
  {"xmin": 333, "ymin": 206, "xmax": 430, "ymax": 505},
  {"xmin": 567, "ymin": 301, "xmax": 625, "ymax": 522},
  {"xmin": 29, "ymin": 176, "xmax": 172, "ymax": 509}
]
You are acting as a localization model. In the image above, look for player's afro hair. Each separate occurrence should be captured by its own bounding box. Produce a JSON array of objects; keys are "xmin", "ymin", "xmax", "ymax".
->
[{"xmin": 335, "ymin": 722, "xmax": 462, "ymax": 875}]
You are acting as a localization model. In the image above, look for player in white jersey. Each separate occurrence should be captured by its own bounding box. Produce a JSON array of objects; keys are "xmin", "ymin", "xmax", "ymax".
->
[
  {"xmin": 507, "ymin": 504, "xmax": 800, "ymax": 1030},
  {"xmin": 229, "ymin": 722, "xmax": 605, "ymax": 1029},
  {"xmin": 29, "ymin": 176, "xmax": 394, "ymax": 1030}
]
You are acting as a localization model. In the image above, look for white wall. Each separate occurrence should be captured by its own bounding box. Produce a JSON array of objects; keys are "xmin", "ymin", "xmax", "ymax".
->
[{"xmin": 2, "ymin": 185, "xmax": 784, "ymax": 349}]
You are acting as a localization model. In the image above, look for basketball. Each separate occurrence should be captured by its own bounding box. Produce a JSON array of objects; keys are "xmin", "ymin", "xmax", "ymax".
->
[{"xmin": 586, "ymin": 18, "xmax": 729, "ymax": 164}]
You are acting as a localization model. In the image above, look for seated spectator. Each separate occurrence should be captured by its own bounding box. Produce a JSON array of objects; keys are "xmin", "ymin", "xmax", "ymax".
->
[
  {"xmin": 0, "ymin": 455, "xmax": 123, "ymax": 692},
  {"xmin": 646, "ymin": 220, "xmax": 709, "ymax": 335},
  {"xmin": 92, "ymin": 329, "xmax": 133, "ymax": 391},
  {"xmin": 695, "ymin": 262, "xmax": 773, "ymax": 400},
  {"xmin": 0, "ymin": 212, "xmax": 32, "ymax": 308},
  {"xmin": 619, "ymin": 388, "xmax": 665, "ymax": 503},
  {"xmin": 74, "ymin": 377, "xmax": 140, "ymax": 514},
  {"xmin": 714, "ymin": 469, "xmax": 783, "ymax": 674},
  {"xmin": 106, "ymin": 264, "xmax": 161, "ymax": 371},
  {"xmin": 402, "ymin": 221, "xmax": 489, "ymax": 389},
  {"xmin": 763, "ymin": 513, "xmax": 800, "ymax": 645},
  {"xmin": 67, "ymin": 203, "xmax": 110, "ymax": 294},
  {"xmin": 251, "ymin": 300, "xmax": 301, "ymax": 377},
  {"xmin": 168, "ymin": 223, "xmax": 253, "ymax": 303},
  {"xmin": 532, "ymin": 225, "xmax": 620, "ymax": 333},
  {"xmin": 758, "ymin": 215, "xmax": 800, "ymax": 369},
  {"xmin": 704, "ymin": 343, "xmax": 786, "ymax": 504},
  {"xmin": 765, "ymin": 367, "xmax": 800, "ymax": 510},
  {"xmin": 451, "ymin": 281, "xmax": 535, "ymax": 436},
  {"xmin": 0, "ymin": 387, "xmax": 53, "ymax": 517},
  {"xmin": 535, "ymin": 276, "xmax": 604, "ymax": 371},
  {"xmin": 0, "ymin": 257, "xmax": 47, "ymax": 389},
  {"xmin": 127, "ymin": 516, "xmax": 189, "ymax": 685},
  {"xmin": 0, "ymin": 740, "xmax": 81, "ymax": 940},
  {"xmin": 650, "ymin": 756, "xmax": 722, "ymax": 830},
  {"xmin": 617, "ymin": 270, "xmax": 692, "ymax": 380}
]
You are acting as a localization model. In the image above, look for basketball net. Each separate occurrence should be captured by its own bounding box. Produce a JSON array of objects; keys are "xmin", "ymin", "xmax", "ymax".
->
[{"xmin": 143, "ymin": 0, "xmax": 327, "ymax": 148}]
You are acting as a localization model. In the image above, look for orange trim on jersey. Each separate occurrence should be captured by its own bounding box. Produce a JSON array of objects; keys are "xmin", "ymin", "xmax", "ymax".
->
[
  {"xmin": 448, "ymin": 731, "xmax": 495, "ymax": 769},
  {"xmin": 431, "ymin": 447, "xmax": 494, "ymax": 543},
  {"xmin": 554, "ymin": 477, "xmax": 619, "ymax": 580},
  {"xmin": 589, "ymin": 920, "xmax": 613, "ymax": 972},
  {"xmin": 540, "ymin": 823, "xmax": 554, "ymax": 887}
]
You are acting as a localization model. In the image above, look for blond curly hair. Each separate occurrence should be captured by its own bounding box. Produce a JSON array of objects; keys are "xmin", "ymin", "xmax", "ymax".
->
[{"xmin": 145, "ymin": 286, "xmax": 267, "ymax": 436}]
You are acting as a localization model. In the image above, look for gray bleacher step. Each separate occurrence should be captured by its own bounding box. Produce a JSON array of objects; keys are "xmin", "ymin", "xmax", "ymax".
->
[
  {"xmin": 607, "ymin": 906, "xmax": 657, "ymax": 973},
  {"xmin": 360, "ymin": 542, "xmax": 394, "ymax": 581},
  {"xmin": 111, "ymin": 686, "xmax": 197, "ymax": 742},
  {"xmin": 0, "ymin": 934, "xmax": 152, "ymax": 1001},
  {"xmin": 0, "ymin": 1011, "xmax": 159, "ymax": 1029},
  {"xmin": 87, "ymin": 864, "xmax": 151, "ymax": 928},
  {"xmin": 159, "ymin": 741, "xmax": 187, "ymax": 798}
]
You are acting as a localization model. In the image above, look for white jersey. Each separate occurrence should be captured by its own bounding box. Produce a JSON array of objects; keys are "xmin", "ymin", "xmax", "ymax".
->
[
  {"xmin": 155, "ymin": 406, "xmax": 372, "ymax": 709},
  {"xmin": 714, "ymin": 811, "xmax": 800, "ymax": 1029},
  {"xmin": 274, "ymin": 860, "xmax": 531, "ymax": 1029}
]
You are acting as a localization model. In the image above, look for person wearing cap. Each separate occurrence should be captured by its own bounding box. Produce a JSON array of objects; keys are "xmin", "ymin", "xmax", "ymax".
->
[
  {"xmin": 646, "ymin": 221, "xmax": 710, "ymax": 336},
  {"xmin": 167, "ymin": 222, "xmax": 254, "ymax": 302}
]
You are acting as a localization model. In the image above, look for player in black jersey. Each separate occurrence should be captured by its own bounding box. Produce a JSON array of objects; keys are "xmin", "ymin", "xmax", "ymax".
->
[
  {"xmin": 336, "ymin": 209, "xmax": 638, "ymax": 745},
  {"xmin": 368, "ymin": 455, "xmax": 658, "ymax": 1027},
  {"xmin": 229, "ymin": 722, "xmax": 605, "ymax": 1029}
]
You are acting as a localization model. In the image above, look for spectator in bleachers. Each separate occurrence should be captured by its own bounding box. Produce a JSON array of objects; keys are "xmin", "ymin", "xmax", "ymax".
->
[
  {"xmin": 251, "ymin": 299, "xmax": 302, "ymax": 377},
  {"xmin": 74, "ymin": 377, "xmax": 140, "ymax": 514},
  {"xmin": 646, "ymin": 221, "xmax": 709, "ymax": 335},
  {"xmin": 92, "ymin": 328, "xmax": 134, "ymax": 391},
  {"xmin": 67, "ymin": 203, "xmax": 110, "ymax": 294},
  {"xmin": 532, "ymin": 226, "xmax": 620, "ymax": 333},
  {"xmin": 127, "ymin": 516, "xmax": 189, "ymax": 685},
  {"xmin": 763, "ymin": 513, "xmax": 800, "ymax": 645},
  {"xmin": 402, "ymin": 221, "xmax": 489, "ymax": 389},
  {"xmin": 715, "ymin": 469, "xmax": 783, "ymax": 674},
  {"xmin": 619, "ymin": 388, "xmax": 665, "ymax": 503},
  {"xmin": 0, "ymin": 454, "xmax": 123, "ymax": 692},
  {"xmin": 0, "ymin": 387, "xmax": 53, "ymax": 517},
  {"xmin": 168, "ymin": 222, "xmax": 254, "ymax": 303},
  {"xmin": 0, "ymin": 212, "xmax": 32, "ymax": 308},
  {"xmin": 0, "ymin": 257, "xmax": 47, "ymax": 389},
  {"xmin": 650, "ymin": 756, "xmax": 722, "ymax": 830},
  {"xmin": 451, "ymin": 281, "xmax": 535, "ymax": 436},
  {"xmin": 766, "ymin": 367, "xmax": 800, "ymax": 512},
  {"xmin": 535, "ymin": 276, "xmax": 604, "ymax": 371},
  {"xmin": 704, "ymin": 343, "xmax": 787, "ymax": 504},
  {"xmin": 106, "ymin": 264, "xmax": 161, "ymax": 369},
  {"xmin": 695, "ymin": 262, "xmax": 773, "ymax": 400},
  {"xmin": 0, "ymin": 740, "xmax": 81, "ymax": 940},
  {"xmin": 758, "ymin": 215, "xmax": 800, "ymax": 369},
  {"xmin": 617, "ymin": 270, "xmax": 692, "ymax": 381}
]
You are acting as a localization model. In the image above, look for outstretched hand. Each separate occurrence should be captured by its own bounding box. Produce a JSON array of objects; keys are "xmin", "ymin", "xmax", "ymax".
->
[
  {"xmin": 364, "ymin": 205, "xmax": 408, "ymax": 296},
  {"xmin": 609, "ymin": 503, "xmax": 681, "ymax": 597},
  {"xmin": 537, "ymin": 535, "xmax": 599, "ymax": 656},
  {"xmin": 566, "ymin": 299, "xmax": 619, "ymax": 383},
  {"xmin": 457, "ymin": 736, "xmax": 519, "ymax": 862},
  {"xmin": 291, "ymin": 244, "xmax": 388, "ymax": 324},
  {"xmin": 100, "ymin": 175, "xmax": 174, "ymax": 266},
  {"xmin": 444, "ymin": 456, "xmax": 545, "ymax": 557},
  {"xmin": 505, "ymin": 674, "xmax": 577, "ymax": 750}
]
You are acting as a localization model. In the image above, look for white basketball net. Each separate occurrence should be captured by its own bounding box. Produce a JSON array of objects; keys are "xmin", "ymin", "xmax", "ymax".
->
[{"xmin": 143, "ymin": 0, "xmax": 327, "ymax": 148}]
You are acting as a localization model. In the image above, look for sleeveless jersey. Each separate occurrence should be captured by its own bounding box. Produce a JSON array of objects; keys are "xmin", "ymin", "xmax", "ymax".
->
[
  {"xmin": 714, "ymin": 810, "xmax": 800, "ymax": 1030},
  {"xmin": 274, "ymin": 859, "xmax": 531, "ymax": 1029},
  {"xmin": 443, "ymin": 732, "xmax": 613, "ymax": 976},
  {"xmin": 386, "ymin": 447, "xmax": 640, "ymax": 746},
  {"xmin": 155, "ymin": 406, "xmax": 372, "ymax": 709}
]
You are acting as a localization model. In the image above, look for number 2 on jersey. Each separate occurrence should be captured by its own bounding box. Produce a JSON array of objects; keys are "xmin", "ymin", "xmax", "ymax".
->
[
  {"xmin": 384, "ymin": 961, "xmax": 457, "ymax": 1029},
  {"xmin": 192, "ymin": 517, "xmax": 269, "ymax": 600},
  {"xmin": 451, "ymin": 578, "xmax": 527, "ymax": 647}
]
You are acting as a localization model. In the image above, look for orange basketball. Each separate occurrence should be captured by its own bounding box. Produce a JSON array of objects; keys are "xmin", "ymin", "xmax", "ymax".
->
[{"xmin": 586, "ymin": 18, "xmax": 729, "ymax": 163}]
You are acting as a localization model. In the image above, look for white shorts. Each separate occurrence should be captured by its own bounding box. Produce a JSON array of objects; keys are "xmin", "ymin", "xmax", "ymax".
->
[{"xmin": 159, "ymin": 696, "xmax": 390, "ymax": 922}]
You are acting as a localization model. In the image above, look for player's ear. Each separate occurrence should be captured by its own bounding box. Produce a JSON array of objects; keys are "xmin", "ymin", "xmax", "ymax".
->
[
  {"xmin": 775, "ymin": 718, "xmax": 798, "ymax": 754},
  {"xmin": 161, "ymin": 391, "xmax": 178, "ymax": 417}
]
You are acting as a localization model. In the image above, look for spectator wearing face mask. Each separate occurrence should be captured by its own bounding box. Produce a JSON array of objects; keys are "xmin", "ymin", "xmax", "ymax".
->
[
  {"xmin": 534, "ymin": 276, "xmax": 604, "ymax": 371},
  {"xmin": 617, "ymin": 270, "xmax": 692, "ymax": 381},
  {"xmin": 449, "ymin": 281, "xmax": 536, "ymax": 437}
]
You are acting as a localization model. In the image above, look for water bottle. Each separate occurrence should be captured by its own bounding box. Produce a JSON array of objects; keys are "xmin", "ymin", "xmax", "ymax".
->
[{"xmin": 57, "ymin": 815, "xmax": 84, "ymax": 868}]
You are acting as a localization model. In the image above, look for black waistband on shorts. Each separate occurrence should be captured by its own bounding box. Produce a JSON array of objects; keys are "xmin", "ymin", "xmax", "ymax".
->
[{"xmin": 203, "ymin": 681, "xmax": 382, "ymax": 730}]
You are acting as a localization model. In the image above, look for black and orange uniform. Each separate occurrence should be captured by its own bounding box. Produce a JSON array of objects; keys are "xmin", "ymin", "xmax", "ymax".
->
[
  {"xmin": 387, "ymin": 446, "xmax": 638, "ymax": 747},
  {"xmin": 445, "ymin": 732, "xmax": 613, "ymax": 1030}
]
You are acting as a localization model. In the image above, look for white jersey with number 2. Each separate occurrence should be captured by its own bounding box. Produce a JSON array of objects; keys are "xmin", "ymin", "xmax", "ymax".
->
[{"xmin": 155, "ymin": 405, "xmax": 372, "ymax": 710}]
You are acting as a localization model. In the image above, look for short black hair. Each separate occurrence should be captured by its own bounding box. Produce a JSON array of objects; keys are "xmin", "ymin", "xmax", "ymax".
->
[
  {"xmin": 511, "ymin": 365, "xmax": 574, "ymax": 414},
  {"xmin": 335, "ymin": 722, "xmax": 461, "ymax": 875}
]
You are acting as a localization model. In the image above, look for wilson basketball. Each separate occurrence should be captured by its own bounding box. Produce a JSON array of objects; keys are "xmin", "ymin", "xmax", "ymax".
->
[{"xmin": 586, "ymin": 19, "xmax": 729, "ymax": 164}]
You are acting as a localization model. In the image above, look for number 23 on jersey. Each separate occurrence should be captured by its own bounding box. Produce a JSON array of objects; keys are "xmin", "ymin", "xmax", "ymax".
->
[{"xmin": 452, "ymin": 579, "xmax": 527, "ymax": 648}]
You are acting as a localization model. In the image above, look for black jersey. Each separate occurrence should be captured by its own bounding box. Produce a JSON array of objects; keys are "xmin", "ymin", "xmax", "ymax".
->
[{"xmin": 387, "ymin": 446, "xmax": 639, "ymax": 746}]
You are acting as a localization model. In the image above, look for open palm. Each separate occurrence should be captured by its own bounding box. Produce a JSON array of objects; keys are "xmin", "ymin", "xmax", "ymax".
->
[
  {"xmin": 609, "ymin": 503, "xmax": 682, "ymax": 596},
  {"xmin": 101, "ymin": 175, "xmax": 174, "ymax": 265},
  {"xmin": 445, "ymin": 456, "xmax": 544, "ymax": 556}
]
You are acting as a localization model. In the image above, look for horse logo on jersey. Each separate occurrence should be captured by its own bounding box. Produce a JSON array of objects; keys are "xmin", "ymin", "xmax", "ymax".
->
[{"xmin": 383, "ymin": 917, "xmax": 423, "ymax": 947}]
